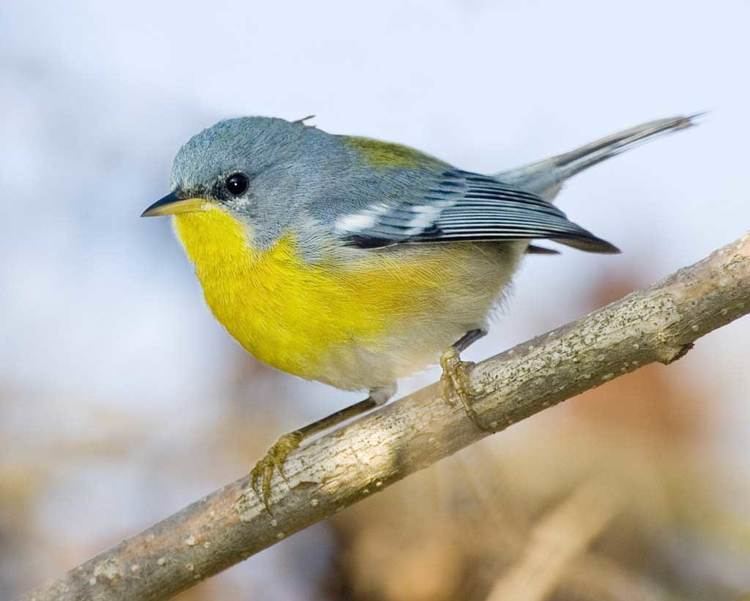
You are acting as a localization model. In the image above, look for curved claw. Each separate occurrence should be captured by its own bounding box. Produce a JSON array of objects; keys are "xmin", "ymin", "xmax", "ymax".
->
[
  {"xmin": 439, "ymin": 348, "xmax": 473, "ymax": 404},
  {"xmin": 250, "ymin": 431, "xmax": 304, "ymax": 511},
  {"xmin": 439, "ymin": 347, "xmax": 494, "ymax": 432}
]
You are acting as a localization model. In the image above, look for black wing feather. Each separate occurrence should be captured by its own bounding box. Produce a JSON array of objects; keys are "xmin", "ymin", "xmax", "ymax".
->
[{"xmin": 335, "ymin": 169, "xmax": 618, "ymax": 253}]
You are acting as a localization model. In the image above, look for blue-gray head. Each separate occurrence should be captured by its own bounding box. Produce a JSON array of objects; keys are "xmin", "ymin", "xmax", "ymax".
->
[{"xmin": 141, "ymin": 116, "xmax": 338, "ymax": 223}]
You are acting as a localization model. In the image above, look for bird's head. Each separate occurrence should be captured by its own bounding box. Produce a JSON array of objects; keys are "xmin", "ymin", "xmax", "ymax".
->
[{"xmin": 142, "ymin": 116, "xmax": 320, "ymax": 224}]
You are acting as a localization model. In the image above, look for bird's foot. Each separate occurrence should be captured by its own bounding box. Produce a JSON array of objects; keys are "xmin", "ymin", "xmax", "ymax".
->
[
  {"xmin": 439, "ymin": 347, "xmax": 494, "ymax": 432},
  {"xmin": 250, "ymin": 430, "xmax": 304, "ymax": 511}
]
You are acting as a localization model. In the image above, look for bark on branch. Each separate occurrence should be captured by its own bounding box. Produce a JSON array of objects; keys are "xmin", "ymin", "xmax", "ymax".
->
[{"xmin": 21, "ymin": 233, "xmax": 750, "ymax": 601}]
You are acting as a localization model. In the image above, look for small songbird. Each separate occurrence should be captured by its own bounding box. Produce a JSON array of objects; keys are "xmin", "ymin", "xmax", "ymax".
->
[{"xmin": 142, "ymin": 114, "xmax": 697, "ymax": 504}]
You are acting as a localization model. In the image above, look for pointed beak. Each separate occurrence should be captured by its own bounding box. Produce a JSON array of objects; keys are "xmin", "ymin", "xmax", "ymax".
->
[{"xmin": 141, "ymin": 191, "xmax": 209, "ymax": 217}]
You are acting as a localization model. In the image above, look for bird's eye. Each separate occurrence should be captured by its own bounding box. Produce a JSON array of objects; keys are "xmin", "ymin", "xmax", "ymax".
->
[{"xmin": 224, "ymin": 172, "xmax": 249, "ymax": 196}]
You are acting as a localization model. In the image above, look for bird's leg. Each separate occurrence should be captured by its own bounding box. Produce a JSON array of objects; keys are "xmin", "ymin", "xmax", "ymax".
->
[
  {"xmin": 440, "ymin": 328, "xmax": 495, "ymax": 431},
  {"xmin": 250, "ymin": 384, "xmax": 395, "ymax": 511}
]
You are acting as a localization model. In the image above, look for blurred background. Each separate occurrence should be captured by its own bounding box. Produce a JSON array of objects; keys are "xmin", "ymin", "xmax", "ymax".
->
[{"xmin": 1, "ymin": 1, "xmax": 749, "ymax": 599}]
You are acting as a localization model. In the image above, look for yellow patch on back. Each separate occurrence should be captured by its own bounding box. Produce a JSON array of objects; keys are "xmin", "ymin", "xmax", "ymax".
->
[
  {"xmin": 173, "ymin": 206, "xmax": 448, "ymax": 382},
  {"xmin": 344, "ymin": 136, "xmax": 442, "ymax": 169}
]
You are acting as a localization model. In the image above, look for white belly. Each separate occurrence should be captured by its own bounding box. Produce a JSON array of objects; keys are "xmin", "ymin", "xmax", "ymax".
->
[{"xmin": 316, "ymin": 241, "xmax": 527, "ymax": 393}]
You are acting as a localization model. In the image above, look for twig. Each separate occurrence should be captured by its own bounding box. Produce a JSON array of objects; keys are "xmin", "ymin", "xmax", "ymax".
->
[
  {"xmin": 20, "ymin": 233, "xmax": 750, "ymax": 601},
  {"xmin": 485, "ymin": 480, "xmax": 622, "ymax": 601}
]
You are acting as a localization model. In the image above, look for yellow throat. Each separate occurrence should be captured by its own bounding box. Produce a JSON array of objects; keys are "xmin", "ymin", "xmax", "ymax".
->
[{"xmin": 172, "ymin": 206, "xmax": 444, "ymax": 381}]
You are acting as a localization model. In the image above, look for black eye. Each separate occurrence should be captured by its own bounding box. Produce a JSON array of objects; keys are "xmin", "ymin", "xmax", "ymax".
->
[{"xmin": 224, "ymin": 172, "xmax": 249, "ymax": 196}]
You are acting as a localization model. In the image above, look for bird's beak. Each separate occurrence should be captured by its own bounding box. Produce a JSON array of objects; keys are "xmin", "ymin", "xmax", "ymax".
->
[{"xmin": 141, "ymin": 192, "xmax": 209, "ymax": 217}]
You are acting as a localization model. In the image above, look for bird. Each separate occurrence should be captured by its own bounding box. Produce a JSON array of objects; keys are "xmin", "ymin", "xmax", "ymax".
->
[{"xmin": 142, "ymin": 113, "xmax": 697, "ymax": 506}]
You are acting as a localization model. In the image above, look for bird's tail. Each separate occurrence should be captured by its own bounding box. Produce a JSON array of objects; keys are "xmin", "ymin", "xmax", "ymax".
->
[{"xmin": 496, "ymin": 114, "xmax": 701, "ymax": 200}]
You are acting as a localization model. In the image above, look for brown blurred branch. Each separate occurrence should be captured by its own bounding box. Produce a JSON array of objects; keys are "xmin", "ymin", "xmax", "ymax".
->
[
  {"xmin": 486, "ymin": 480, "xmax": 622, "ymax": 601},
  {"xmin": 20, "ymin": 233, "xmax": 750, "ymax": 601}
]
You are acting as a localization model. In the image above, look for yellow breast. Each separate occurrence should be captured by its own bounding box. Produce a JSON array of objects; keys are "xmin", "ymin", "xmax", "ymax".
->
[{"xmin": 172, "ymin": 207, "xmax": 448, "ymax": 382}]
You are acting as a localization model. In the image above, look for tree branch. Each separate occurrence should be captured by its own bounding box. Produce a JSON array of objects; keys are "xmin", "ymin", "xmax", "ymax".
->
[
  {"xmin": 21, "ymin": 233, "xmax": 750, "ymax": 601},
  {"xmin": 486, "ymin": 480, "xmax": 622, "ymax": 601}
]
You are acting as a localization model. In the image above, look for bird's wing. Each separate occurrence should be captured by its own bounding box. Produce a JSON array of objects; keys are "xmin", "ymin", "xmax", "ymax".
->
[{"xmin": 333, "ymin": 169, "xmax": 619, "ymax": 253}]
